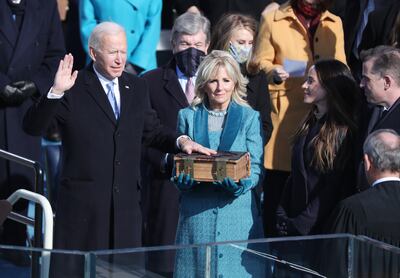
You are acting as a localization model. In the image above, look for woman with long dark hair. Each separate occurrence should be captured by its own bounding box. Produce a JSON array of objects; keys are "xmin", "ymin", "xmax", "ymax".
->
[{"xmin": 276, "ymin": 59, "xmax": 359, "ymax": 236}]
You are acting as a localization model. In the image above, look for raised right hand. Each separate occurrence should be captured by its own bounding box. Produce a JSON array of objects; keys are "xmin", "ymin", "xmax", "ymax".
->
[{"xmin": 52, "ymin": 54, "xmax": 78, "ymax": 95}]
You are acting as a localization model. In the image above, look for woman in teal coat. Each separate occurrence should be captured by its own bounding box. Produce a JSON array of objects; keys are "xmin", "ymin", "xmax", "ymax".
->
[
  {"xmin": 173, "ymin": 50, "xmax": 265, "ymax": 277},
  {"xmin": 80, "ymin": 0, "xmax": 161, "ymax": 72}
]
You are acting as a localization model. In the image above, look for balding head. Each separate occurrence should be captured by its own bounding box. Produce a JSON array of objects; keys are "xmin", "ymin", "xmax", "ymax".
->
[{"xmin": 363, "ymin": 129, "xmax": 400, "ymax": 184}]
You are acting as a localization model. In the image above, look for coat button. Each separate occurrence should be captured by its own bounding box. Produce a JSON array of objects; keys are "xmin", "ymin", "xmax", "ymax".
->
[
  {"xmin": 218, "ymin": 253, "xmax": 223, "ymax": 258},
  {"xmin": 113, "ymin": 185, "xmax": 120, "ymax": 193},
  {"xmin": 116, "ymin": 132, "xmax": 121, "ymax": 137},
  {"xmin": 115, "ymin": 160, "xmax": 121, "ymax": 166},
  {"xmin": 315, "ymin": 54, "xmax": 320, "ymax": 60},
  {"xmin": 131, "ymin": 30, "xmax": 135, "ymax": 34},
  {"xmin": 315, "ymin": 37, "xmax": 319, "ymax": 42}
]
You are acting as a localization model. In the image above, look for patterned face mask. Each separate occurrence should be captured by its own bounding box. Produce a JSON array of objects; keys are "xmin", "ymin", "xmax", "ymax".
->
[{"xmin": 228, "ymin": 42, "xmax": 252, "ymax": 64}]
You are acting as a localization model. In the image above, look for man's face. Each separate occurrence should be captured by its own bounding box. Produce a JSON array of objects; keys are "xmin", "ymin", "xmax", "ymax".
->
[
  {"xmin": 90, "ymin": 32, "xmax": 127, "ymax": 80},
  {"xmin": 172, "ymin": 31, "xmax": 209, "ymax": 54},
  {"xmin": 360, "ymin": 59, "xmax": 386, "ymax": 106}
]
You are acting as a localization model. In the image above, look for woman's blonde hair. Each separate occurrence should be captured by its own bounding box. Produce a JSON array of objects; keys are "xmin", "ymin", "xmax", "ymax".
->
[{"xmin": 191, "ymin": 50, "xmax": 249, "ymax": 108}]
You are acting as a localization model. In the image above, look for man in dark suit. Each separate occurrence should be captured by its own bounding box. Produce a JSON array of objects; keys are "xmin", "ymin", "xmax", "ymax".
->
[
  {"xmin": 357, "ymin": 46, "xmax": 400, "ymax": 190},
  {"xmin": 325, "ymin": 129, "xmax": 400, "ymax": 277},
  {"xmin": 141, "ymin": 12, "xmax": 210, "ymax": 276},
  {"xmin": 0, "ymin": 0, "xmax": 65, "ymax": 263},
  {"xmin": 23, "ymin": 22, "xmax": 214, "ymax": 277}
]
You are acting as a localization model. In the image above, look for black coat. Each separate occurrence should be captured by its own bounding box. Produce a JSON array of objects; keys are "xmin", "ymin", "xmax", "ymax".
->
[
  {"xmin": 0, "ymin": 0, "xmax": 65, "ymax": 192},
  {"xmin": 324, "ymin": 180, "xmax": 400, "ymax": 278},
  {"xmin": 246, "ymin": 70, "xmax": 273, "ymax": 143},
  {"xmin": 141, "ymin": 60, "xmax": 187, "ymax": 273},
  {"xmin": 23, "ymin": 66, "xmax": 178, "ymax": 276},
  {"xmin": 277, "ymin": 117, "xmax": 355, "ymax": 236},
  {"xmin": 356, "ymin": 97, "xmax": 400, "ymax": 190},
  {"xmin": 359, "ymin": 2, "xmax": 400, "ymax": 51}
]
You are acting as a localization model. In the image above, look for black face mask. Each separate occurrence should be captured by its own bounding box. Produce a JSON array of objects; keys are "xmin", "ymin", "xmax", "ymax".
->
[{"xmin": 174, "ymin": 47, "xmax": 206, "ymax": 77}]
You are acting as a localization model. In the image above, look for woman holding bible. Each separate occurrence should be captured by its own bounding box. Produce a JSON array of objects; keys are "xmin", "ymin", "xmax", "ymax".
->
[{"xmin": 172, "ymin": 50, "xmax": 265, "ymax": 278}]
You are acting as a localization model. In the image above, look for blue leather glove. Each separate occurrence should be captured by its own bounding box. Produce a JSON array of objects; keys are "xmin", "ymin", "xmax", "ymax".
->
[
  {"xmin": 171, "ymin": 173, "xmax": 196, "ymax": 191},
  {"xmin": 214, "ymin": 177, "xmax": 245, "ymax": 197}
]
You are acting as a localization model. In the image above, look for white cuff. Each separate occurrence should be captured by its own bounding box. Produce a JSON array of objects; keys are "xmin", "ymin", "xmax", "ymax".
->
[
  {"xmin": 47, "ymin": 87, "xmax": 64, "ymax": 99},
  {"xmin": 176, "ymin": 135, "xmax": 191, "ymax": 149}
]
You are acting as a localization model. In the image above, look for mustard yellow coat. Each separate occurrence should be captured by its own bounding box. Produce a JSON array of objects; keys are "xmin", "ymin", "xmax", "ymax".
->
[{"xmin": 253, "ymin": 2, "xmax": 346, "ymax": 172}]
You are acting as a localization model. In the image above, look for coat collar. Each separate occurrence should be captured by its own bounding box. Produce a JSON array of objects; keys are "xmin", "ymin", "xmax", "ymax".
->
[
  {"xmin": 162, "ymin": 59, "xmax": 189, "ymax": 107},
  {"xmin": 0, "ymin": 1, "xmax": 18, "ymax": 46},
  {"xmin": 193, "ymin": 101, "xmax": 243, "ymax": 151},
  {"xmin": 274, "ymin": 2, "xmax": 337, "ymax": 23}
]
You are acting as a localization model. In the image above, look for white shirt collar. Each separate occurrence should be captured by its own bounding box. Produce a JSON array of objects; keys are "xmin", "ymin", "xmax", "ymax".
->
[
  {"xmin": 92, "ymin": 65, "xmax": 119, "ymax": 92},
  {"xmin": 371, "ymin": 177, "xmax": 400, "ymax": 187}
]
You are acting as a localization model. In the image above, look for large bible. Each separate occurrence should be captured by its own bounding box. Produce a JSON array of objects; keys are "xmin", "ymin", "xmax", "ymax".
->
[{"xmin": 174, "ymin": 151, "xmax": 250, "ymax": 182}]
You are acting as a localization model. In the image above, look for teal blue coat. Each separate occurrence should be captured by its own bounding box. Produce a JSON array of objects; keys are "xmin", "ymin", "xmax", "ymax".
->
[
  {"xmin": 79, "ymin": 0, "xmax": 161, "ymax": 71},
  {"xmin": 174, "ymin": 102, "xmax": 265, "ymax": 278}
]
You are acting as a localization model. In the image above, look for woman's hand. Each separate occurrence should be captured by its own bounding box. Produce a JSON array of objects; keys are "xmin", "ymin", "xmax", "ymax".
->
[
  {"xmin": 171, "ymin": 173, "xmax": 197, "ymax": 191},
  {"xmin": 271, "ymin": 67, "xmax": 289, "ymax": 84},
  {"xmin": 214, "ymin": 177, "xmax": 245, "ymax": 197}
]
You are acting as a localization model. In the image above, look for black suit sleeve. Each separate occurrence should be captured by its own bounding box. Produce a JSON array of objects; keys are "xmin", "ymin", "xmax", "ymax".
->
[{"xmin": 141, "ymin": 79, "xmax": 179, "ymax": 154}]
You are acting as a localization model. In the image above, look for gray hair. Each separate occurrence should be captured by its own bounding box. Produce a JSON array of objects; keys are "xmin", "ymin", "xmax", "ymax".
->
[
  {"xmin": 192, "ymin": 50, "xmax": 249, "ymax": 108},
  {"xmin": 360, "ymin": 45, "xmax": 400, "ymax": 85},
  {"xmin": 363, "ymin": 129, "xmax": 400, "ymax": 172},
  {"xmin": 171, "ymin": 12, "xmax": 211, "ymax": 46},
  {"xmin": 88, "ymin": 22, "xmax": 126, "ymax": 51}
]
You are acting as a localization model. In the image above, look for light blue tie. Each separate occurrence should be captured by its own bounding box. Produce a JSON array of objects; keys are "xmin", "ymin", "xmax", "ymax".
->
[{"xmin": 106, "ymin": 82, "xmax": 120, "ymax": 119}]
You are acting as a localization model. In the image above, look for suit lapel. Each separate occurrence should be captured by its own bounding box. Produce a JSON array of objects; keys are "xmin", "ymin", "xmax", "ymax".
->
[
  {"xmin": 374, "ymin": 97, "xmax": 400, "ymax": 130},
  {"xmin": 84, "ymin": 67, "xmax": 117, "ymax": 125},
  {"xmin": 118, "ymin": 73, "xmax": 134, "ymax": 124},
  {"xmin": 193, "ymin": 105, "xmax": 210, "ymax": 148},
  {"xmin": 218, "ymin": 102, "xmax": 242, "ymax": 151},
  {"xmin": 0, "ymin": 1, "xmax": 18, "ymax": 46},
  {"xmin": 13, "ymin": 0, "xmax": 42, "ymax": 57},
  {"xmin": 163, "ymin": 61, "xmax": 189, "ymax": 107},
  {"xmin": 367, "ymin": 106, "xmax": 381, "ymax": 134}
]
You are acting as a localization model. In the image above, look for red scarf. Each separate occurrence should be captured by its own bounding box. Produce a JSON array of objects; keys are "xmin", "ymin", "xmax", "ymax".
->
[
  {"xmin": 296, "ymin": 0, "xmax": 321, "ymax": 18},
  {"xmin": 293, "ymin": 3, "xmax": 322, "ymax": 55}
]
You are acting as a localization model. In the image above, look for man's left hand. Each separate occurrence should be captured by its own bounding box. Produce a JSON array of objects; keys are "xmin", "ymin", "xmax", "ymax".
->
[{"xmin": 179, "ymin": 137, "xmax": 217, "ymax": 156}]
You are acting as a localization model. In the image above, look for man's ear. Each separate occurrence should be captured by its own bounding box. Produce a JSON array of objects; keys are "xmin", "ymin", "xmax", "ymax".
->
[
  {"xmin": 89, "ymin": 47, "xmax": 96, "ymax": 62},
  {"xmin": 363, "ymin": 153, "xmax": 371, "ymax": 172},
  {"xmin": 383, "ymin": 75, "xmax": 392, "ymax": 90}
]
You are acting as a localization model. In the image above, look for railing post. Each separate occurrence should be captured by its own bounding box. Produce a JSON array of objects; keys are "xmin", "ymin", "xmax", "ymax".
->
[{"xmin": 0, "ymin": 149, "xmax": 45, "ymax": 278}]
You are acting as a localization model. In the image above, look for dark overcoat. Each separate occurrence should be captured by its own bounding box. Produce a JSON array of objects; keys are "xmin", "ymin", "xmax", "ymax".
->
[
  {"xmin": 356, "ymin": 97, "xmax": 400, "ymax": 190},
  {"xmin": 141, "ymin": 60, "xmax": 187, "ymax": 273},
  {"xmin": 0, "ymin": 0, "xmax": 65, "ymax": 190},
  {"xmin": 23, "ymin": 67, "xmax": 178, "ymax": 275}
]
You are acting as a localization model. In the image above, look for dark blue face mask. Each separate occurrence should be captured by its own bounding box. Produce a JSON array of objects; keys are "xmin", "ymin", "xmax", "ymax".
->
[{"xmin": 174, "ymin": 47, "xmax": 206, "ymax": 77}]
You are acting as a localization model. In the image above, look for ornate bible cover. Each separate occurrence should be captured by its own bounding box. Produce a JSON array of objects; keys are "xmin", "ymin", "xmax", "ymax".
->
[{"xmin": 174, "ymin": 151, "xmax": 250, "ymax": 182}]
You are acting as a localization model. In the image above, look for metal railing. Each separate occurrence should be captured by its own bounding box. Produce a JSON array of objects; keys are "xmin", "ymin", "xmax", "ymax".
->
[{"xmin": 0, "ymin": 148, "xmax": 45, "ymax": 278}]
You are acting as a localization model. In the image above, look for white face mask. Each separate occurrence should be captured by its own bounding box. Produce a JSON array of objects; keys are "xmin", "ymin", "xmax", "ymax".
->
[{"xmin": 228, "ymin": 42, "xmax": 252, "ymax": 64}]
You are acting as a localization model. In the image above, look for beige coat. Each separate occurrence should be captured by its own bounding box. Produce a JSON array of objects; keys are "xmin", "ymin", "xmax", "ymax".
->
[{"xmin": 253, "ymin": 2, "xmax": 346, "ymax": 171}]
